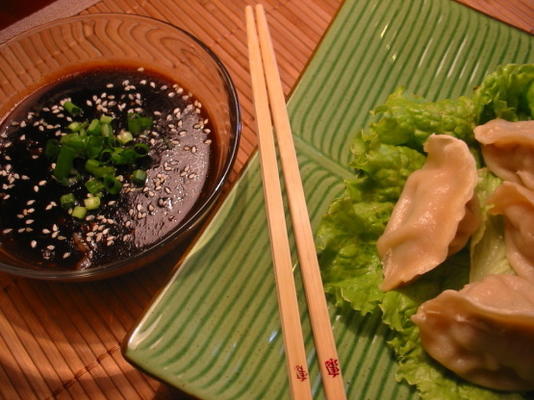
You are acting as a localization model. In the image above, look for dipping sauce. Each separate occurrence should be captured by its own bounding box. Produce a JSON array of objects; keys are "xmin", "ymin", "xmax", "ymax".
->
[{"xmin": 0, "ymin": 66, "xmax": 215, "ymax": 269}]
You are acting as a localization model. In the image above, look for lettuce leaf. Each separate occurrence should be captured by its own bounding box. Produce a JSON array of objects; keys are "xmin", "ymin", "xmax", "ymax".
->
[
  {"xmin": 469, "ymin": 169, "xmax": 514, "ymax": 282},
  {"xmin": 474, "ymin": 63, "xmax": 534, "ymax": 123},
  {"xmin": 370, "ymin": 88, "xmax": 476, "ymax": 151}
]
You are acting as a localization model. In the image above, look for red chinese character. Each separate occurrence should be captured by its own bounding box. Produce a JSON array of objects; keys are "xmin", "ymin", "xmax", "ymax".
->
[
  {"xmin": 295, "ymin": 365, "xmax": 308, "ymax": 382},
  {"xmin": 325, "ymin": 358, "xmax": 340, "ymax": 378}
]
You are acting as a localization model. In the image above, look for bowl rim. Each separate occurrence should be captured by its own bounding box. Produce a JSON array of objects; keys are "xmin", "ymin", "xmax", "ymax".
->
[{"xmin": 0, "ymin": 12, "xmax": 241, "ymax": 280}]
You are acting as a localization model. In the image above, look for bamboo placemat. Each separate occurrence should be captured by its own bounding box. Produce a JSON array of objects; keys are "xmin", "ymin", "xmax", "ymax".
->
[{"xmin": 0, "ymin": 1, "xmax": 531, "ymax": 399}]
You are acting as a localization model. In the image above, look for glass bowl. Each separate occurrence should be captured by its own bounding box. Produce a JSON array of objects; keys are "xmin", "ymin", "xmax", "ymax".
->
[{"xmin": 0, "ymin": 13, "xmax": 241, "ymax": 280}]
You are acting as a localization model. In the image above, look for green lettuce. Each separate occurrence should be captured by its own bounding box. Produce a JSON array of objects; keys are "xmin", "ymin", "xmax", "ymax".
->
[
  {"xmin": 370, "ymin": 88, "xmax": 476, "ymax": 151},
  {"xmin": 318, "ymin": 63, "xmax": 534, "ymax": 399},
  {"xmin": 474, "ymin": 63, "xmax": 534, "ymax": 123},
  {"xmin": 469, "ymin": 169, "xmax": 514, "ymax": 282}
]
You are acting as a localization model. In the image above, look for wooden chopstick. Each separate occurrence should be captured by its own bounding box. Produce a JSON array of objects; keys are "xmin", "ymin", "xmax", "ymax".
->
[
  {"xmin": 247, "ymin": 4, "xmax": 347, "ymax": 400},
  {"xmin": 246, "ymin": 6, "xmax": 313, "ymax": 400}
]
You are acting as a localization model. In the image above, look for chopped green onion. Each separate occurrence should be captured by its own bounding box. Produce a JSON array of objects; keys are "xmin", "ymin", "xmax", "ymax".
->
[
  {"xmin": 103, "ymin": 175, "xmax": 122, "ymax": 195},
  {"xmin": 133, "ymin": 143, "xmax": 149, "ymax": 157},
  {"xmin": 127, "ymin": 113, "xmax": 153, "ymax": 135},
  {"xmin": 86, "ymin": 136, "xmax": 104, "ymax": 159},
  {"xmin": 99, "ymin": 148, "xmax": 113, "ymax": 163},
  {"xmin": 53, "ymin": 146, "xmax": 77, "ymax": 181},
  {"xmin": 85, "ymin": 178, "xmax": 105, "ymax": 194},
  {"xmin": 99, "ymin": 115, "xmax": 113, "ymax": 124},
  {"xmin": 117, "ymin": 130, "xmax": 133, "ymax": 144},
  {"xmin": 87, "ymin": 119, "xmax": 101, "ymax": 136},
  {"xmin": 63, "ymin": 101, "xmax": 82, "ymax": 116},
  {"xmin": 101, "ymin": 123, "xmax": 113, "ymax": 138},
  {"xmin": 84, "ymin": 196, "xmax": 101, "ymax": 210},
  {"xmin": 60, "ymin": 133, "xmax": 86, "ymax": 154},
  {"xmin": 71, "ymin": 206, "xmax": 87, "ymax": 219},
  {"xmin": 85, "ymin": 159, "xmax": 115, "ymax": 178},
  {"xmin": 60, "ymin": 193, "xmax": 76, "ymax": 209},
  {"xmin": 111, "ymin": 148, "xmax": 137, "ymax": 165},
  {"xmin": 68, "ymin": 121, "xmax": 85, "ymax": 132},
  {"xmin": 131, "ymin": 169, "xmax": 147, "ymax": 186},
  {"xmin": 45, "ymin": 139, "xmax": 60, "ymax": 159}
]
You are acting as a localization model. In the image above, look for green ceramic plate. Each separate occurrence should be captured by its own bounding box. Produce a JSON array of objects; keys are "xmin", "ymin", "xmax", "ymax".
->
[{"xmin": 123, "ymin": 0, "xmax": 534, "ymax": 398}]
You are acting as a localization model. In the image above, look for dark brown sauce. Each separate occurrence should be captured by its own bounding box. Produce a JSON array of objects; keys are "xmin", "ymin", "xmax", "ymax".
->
[{"xmin": 0, "ymin": 66, "xmax": 216, "ymax": 269}]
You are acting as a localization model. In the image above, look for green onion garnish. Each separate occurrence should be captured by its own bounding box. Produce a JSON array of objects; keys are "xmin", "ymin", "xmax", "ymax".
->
[
  {"xmin": 131, "ymin": 169, "xmax": 147, "ymax": 186},
  {"xmin": 53, "ymin": 146, "xmax": 77, "ymax": 181},
  {"xmin": 85, "ymin": 178, "xmax": 105, "ymax": 194},
  {"xmin": 84, "ymin": 196, "xmax": 101, "ymax": 210},
  {"xmin": 71, "ymin": 206, "xmax": 87, "ymax": 219},
  {"xmin": 133, "ymin": 143, "xmax": 149, "ymax": 157},
  {"xmin": 85, "ymin": 159, "xmax": 116, "ymax": 178},
  {"xmin": 103, "ymin": 175, "xmax": 122, "ymax": 195},
  {"xmin": 117, "ymin": 130, "xmax": 133, "ymax": 144},
  {"xmin": 127, "ymin": 113, "xmax": 153, "ymax": 135},
  {"xmin": 101, "ymin": 123, "xmax": 113, "ymax": 138},
  {"xmin": 87, "ymin": 119, "xmax": 101, "ymax": 136},
  {"xmin": 63, "ymin": 101, "xmax": 82, "ymax": 116},
  {"xmin": 45, "ymin": 139, "xmax": 60, "ymax": 159},
  {"xmin": 60, "ymin": 193, "xmax": 76, "ymax": 209},
  {"xmin": 99, "ymin": 115, "xmax": 113, "ymax": 124}
]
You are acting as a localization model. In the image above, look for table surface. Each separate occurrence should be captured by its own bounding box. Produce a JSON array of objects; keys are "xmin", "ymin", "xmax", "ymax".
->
[{"xmin": 0, "ymin": 1, "xmax": 531, "ymax": 399}]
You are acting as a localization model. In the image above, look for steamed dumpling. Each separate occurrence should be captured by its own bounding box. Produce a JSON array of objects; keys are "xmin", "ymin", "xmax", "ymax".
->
[
  {"xmin": 412, "ymin": 274, "xmax": 534, "ymax": 391},
  {"xmin": 488, "ymin": 181, "xmax": 534, "ymax": 283},
  {"xmin": 474, "ymin": 119, "xmax": 534, "ymax": 189},
  {"xmin": 377, "ymin": 134, "xmax": 479, "ymax": 291}
]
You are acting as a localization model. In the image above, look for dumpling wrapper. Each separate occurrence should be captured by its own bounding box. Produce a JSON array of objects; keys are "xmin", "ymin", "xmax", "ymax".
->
[
  {"xmin": 488, "ymin": 181, "xmax": 534, "ymax": 283},
  {"xmin": 377, "ymin": 134, "xmax": 479, "ymax": 291},
  {"xmin": 475, "ymin": 119, "xmax": 534, "ymax": 190},
  {"xmin": 412, "ymin": 274, "xmax": 534, "ymax": 391}
]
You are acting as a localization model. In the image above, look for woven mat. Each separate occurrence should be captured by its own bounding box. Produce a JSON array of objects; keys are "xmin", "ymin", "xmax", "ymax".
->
[{"xmin": 0, "ymin": 1, "xmax": 531, "ymax": 399}]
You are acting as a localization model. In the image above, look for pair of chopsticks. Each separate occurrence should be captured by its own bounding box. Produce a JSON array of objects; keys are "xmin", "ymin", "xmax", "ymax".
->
[{"xmin": 246, "ymin": 5, "xmax": 347, "ymax": 400}]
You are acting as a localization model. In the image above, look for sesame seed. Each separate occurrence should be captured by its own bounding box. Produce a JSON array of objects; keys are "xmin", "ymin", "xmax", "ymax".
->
[
  {"xmin": 38, "ymin": 180, "xmax": 47, "ymax": 186},
  {"xmin": 63, "ymin": 252, "xmax": 71, "ymax": 259},
  {"xmin": 52, "ymin": 224, "xmax": 58, "ymax": 231},
  {"xmin": 20, "ymin": 121, "xmax": 27, "ymax": 128},
  {"xmin": 204, "ymin": 139, "xmax": 212, "ymax": 144},
  {"xmin": 30, "ymin": 240, "xmax": 37, "ymax": 248},
  {"xmin": 42, "ymin": 229, "xmax": 51, "ymax": 234},
  {"xmin": 25, "ymin": 219, "xmax": 34, "ymax": 225},
  {"xmin": 47, "ymin": 245, "xmax": 55, "ymax": 251},
  {"xmin": 33, "ymin": 185, "xmax": 39, "ymax": 192},
  {"xmin": 26, "ymin": 200, "xmax": 35, "ymax": 205},
  {"xmin": 2, "ymin": 228, "xmax": 12, "ymax": 234}
]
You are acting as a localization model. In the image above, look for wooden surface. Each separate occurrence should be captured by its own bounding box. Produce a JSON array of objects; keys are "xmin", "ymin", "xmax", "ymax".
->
[{"xmin": 0, "ymin": 1, "xmax": 531, "ymax": 399}]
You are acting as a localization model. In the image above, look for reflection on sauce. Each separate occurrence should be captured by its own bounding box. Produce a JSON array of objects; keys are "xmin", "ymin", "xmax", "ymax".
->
[{"xmin": 0, "ymin": 66, "xmax": 215, "ymax": 269}]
